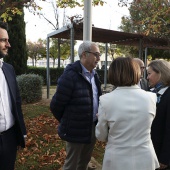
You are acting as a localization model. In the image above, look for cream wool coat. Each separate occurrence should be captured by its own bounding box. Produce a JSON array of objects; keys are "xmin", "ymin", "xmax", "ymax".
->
[{"xmin": 96, "ymin": 85, "xmax": 159, "ymax": 170}]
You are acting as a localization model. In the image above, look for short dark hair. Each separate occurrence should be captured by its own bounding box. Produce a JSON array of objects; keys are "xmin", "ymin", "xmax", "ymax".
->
[
  {"xmin": 0, "ymin": 21, "xmax": 8, "ymax": 30},
  {"xmin": 108, "ymin": 57, "xmax": 141, "ymax": 86}
]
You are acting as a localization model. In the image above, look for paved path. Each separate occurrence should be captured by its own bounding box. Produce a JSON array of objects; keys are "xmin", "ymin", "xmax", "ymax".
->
[{"xmin": 88, "ymin": 157, "xmax": 102, "ymax": 170}]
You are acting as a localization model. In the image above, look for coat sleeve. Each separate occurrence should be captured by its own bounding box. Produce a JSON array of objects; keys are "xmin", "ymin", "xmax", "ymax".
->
[
  {"xmin": 50, "ymin": 72, "xmax": 74, "ymax": 122},
  {"xmin": 95, "ymin": 99, "xmax": 109, "ymax": 142},
  {"xmin": 159, "ymin": 91, "xmax": 170, "ymax": 165},
  {"xmin": 16, "ymin": 79, "xmax": 27, "ymax": 136}
]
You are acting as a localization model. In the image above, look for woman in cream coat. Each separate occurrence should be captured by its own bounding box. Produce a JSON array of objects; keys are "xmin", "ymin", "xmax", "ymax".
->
[{"xmin": 96, "ymin": 57, "xmax": 159, "ymax": 170}]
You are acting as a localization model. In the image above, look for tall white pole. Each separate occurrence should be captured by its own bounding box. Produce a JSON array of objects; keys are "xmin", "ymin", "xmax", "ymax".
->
[
  {"xmin": 83, "ymin": 0, "xmax": 92, "ymax": 41},
  {"xmin": 46, "ymin": 37, "xmax": 50, "ymax": 99}
]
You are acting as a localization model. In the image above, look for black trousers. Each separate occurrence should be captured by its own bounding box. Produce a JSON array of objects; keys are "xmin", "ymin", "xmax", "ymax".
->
[{"xmin": 0, "ymin": 126, "xmax": 17, "ymax": 170}]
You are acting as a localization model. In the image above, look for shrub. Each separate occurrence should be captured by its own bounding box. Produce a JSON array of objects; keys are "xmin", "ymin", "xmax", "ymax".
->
[
  {"xmin": 17, "ymin": 74, "xmax": 43, "ymax": 103},
  {"xmin": 26, "ymin": 66, "xmax": 65, "ymax": 85},
  {"xmin": 26, "ymin": 66, "xmax": 107, "ymax": 85}
]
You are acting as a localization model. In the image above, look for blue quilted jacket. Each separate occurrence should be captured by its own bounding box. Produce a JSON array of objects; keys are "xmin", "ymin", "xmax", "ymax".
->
[{"xmin": 50, "ymin": 60, "xmax": 102, "ymax": 143}]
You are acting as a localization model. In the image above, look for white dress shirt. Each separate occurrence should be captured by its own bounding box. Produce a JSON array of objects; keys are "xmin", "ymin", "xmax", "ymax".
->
[{"xmin": 0, "ymin": 60, "xmax": 15, "ymax": 132}]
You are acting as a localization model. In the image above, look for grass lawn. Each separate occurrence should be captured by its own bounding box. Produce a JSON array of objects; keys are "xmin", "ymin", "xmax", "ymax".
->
[{"xmin": 15, "ymin": 98, "xmax": 105, "ymax": 170}]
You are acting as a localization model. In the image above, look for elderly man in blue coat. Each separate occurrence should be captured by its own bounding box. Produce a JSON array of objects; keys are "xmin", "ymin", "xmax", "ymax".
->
[{"xmin": 50, "ymin": 41, "xmax": 102, "ymax": 170}]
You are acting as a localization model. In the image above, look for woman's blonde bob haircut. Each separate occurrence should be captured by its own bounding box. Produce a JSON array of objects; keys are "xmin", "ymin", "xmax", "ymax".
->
[
  {"xmin": 108, "ymin": 57, "xmax": 141, "ymax": 86},
  {"xmin": 148, "ymin": 59, "xmax": 170, "ymax": 86}
]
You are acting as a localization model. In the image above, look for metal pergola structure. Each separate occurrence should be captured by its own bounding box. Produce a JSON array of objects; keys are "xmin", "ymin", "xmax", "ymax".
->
[{"xmin": 46, "ymin": 22, "xmax": 170, "ymax": 98}]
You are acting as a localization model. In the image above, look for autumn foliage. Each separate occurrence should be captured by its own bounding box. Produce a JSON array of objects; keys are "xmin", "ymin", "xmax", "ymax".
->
[
  {"xmin": 15, "ymin": 101, "xmax": 105, "ymax": 170},
  {"xmin": 15, "ymin": 102, "xmax": 66, "ymax": 170}
]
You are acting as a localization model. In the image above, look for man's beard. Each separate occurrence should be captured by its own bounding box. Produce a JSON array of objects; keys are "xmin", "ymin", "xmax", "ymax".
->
[{"xmin": 0, "ymin": 50, "xmax": 7, "ymax": 59}]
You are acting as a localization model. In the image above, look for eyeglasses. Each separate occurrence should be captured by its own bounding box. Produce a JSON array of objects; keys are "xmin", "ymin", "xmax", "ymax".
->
[
  {"xmin": 140, "ymin": 66, "xmax": 145, "ymax": 69},
  {"xmin": 85, "ymin": 51, "xmax": 101, "ymax": 58}
]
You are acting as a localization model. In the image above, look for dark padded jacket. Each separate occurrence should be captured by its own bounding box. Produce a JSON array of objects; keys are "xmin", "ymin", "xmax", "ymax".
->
[
  {"xmin": 151, "ymin": 87, "xmax": 170, "ymax": 165},
  {"xmin": 50, "ymin": 60, "xmax": 102, "ymax": 143}
]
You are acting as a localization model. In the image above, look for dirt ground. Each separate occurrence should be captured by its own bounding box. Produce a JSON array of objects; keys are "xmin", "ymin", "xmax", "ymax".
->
[
  {"xmin": 41, "ymin": 86, "xmax": 109, "ymax": 170},
  {"xmin": 41, "ymin": 85, "xmax": 170, "ymax": 170}
]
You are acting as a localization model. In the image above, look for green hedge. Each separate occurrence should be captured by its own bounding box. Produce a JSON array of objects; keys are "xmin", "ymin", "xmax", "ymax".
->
[
  {"xmin": 17, "ymin": 74, "xmax": 43, "ymax": 103},
  {"xmin": 26, "ymin": 66, "xmax": 106, "ymax": 85}
]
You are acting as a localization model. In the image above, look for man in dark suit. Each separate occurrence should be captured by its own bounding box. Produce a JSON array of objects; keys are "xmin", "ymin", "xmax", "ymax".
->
[
  {"xmin": 0, "ymin": 21, "xmax": 27, "ymax": 170},
  {"xmin": 133, "ymin": 58, "xmax": 149, "ymax": 91}
]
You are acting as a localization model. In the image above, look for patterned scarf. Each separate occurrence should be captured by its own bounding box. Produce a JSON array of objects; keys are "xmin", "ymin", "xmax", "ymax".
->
[
  {"xmin": 151, "ymin": 83, "xmax": 164, "ymax": 103},
  {"xmin": 152, "ymin": 83, "xmax": 164, "ymax": 93}
]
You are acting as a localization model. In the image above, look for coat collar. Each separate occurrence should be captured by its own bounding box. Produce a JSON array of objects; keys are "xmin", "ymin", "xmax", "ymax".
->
[{"xmin": 116, "ymin": 85, "xmax": 140, "ymax": 90}]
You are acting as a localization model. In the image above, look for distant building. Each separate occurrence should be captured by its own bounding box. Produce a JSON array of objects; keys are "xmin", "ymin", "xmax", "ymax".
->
[
  {"xmin": 63, "ymin": 56, "xmax": 79, "ymax": 68},
  {"xmin": 27, "ymin": 57, "xmax": 64, "ymax": 68},
  {"xmin": 27, "ymin": 54, "xmax": 113, "ymax": 69},
  {"xmin": 97, "ymin": 54, "xmax": 113, "ymax": 69}
]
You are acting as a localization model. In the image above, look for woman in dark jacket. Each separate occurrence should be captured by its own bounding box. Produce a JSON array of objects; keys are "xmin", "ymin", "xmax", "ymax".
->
[{"xmin": 147, "ymin": 59, "xmax": 170, "ymax": 170}]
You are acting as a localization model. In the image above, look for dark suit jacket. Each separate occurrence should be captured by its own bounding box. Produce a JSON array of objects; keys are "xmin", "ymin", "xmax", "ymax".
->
[
  {"xmin": 140, "ymin": 78, "xmax": 149, "ymax": 91},
  {"xmin": 151, "ymin": 87, "xmax": 170, "ymax": 165},
  {"xmin": 2, "ymin": 62, "xmax": 26, "ymax": 148}
]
